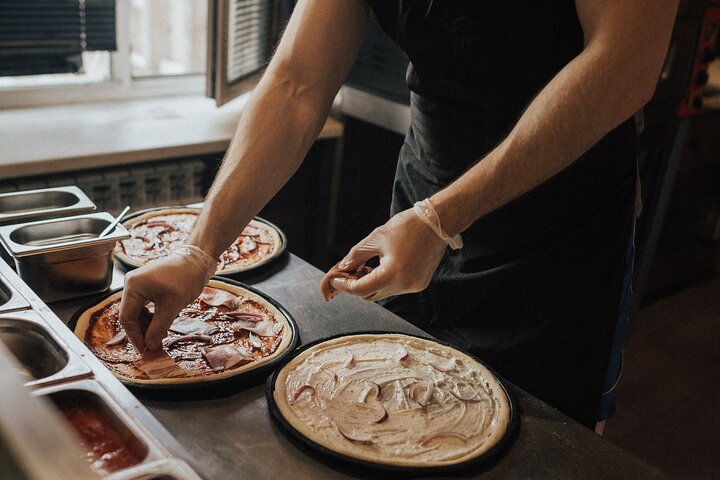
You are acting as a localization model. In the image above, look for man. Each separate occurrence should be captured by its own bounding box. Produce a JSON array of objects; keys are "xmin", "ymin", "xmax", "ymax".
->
[{"xmin": 119, "ymin": 0, "xmax": 678, "ymax": 428}]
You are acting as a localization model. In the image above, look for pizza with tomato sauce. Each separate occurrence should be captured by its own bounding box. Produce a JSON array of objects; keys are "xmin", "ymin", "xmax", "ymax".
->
[
  {"xmin": 115, "ymin": 208, "xmax": 283, "ymax": 275},
  {"xmin": 73, "ymin": 279, "xmax": 294, "ymax": 385}
]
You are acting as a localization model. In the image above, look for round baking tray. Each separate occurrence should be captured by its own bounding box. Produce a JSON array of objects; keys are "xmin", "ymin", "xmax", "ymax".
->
[
  {"xmin": 266, "ymin": 331, "xmax": 520, "ymax": 478},
  {"xmin": 113, "ymin": 205, "xmax": 288, "ymax": 279},
  {"xmin": 69, "ymin": 276, "xmax": 300, "ymax": 399}
]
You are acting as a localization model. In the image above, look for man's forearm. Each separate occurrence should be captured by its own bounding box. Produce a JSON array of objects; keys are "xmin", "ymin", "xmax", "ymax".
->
[
  {"xmin": 431, "ymin": 0, "xmax": 677, "ymax": 237},
  {"xmin": 189, "ymin": 71, "xmax": 331, "ymax": 258}
]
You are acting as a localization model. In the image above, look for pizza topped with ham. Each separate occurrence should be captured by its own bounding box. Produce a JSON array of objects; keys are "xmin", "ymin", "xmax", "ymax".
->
[
  {"xmin": 115, "ymin": 208, "xmax": 283, "ymax": 275},
  {"xmin": 73, "ymin": 279, "xmax": 294, "ymax": 385}
]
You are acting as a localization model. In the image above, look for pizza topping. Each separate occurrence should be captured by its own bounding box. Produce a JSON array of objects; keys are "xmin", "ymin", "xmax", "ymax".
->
[
  {"xmin": 449, "ymin": 384, "xmax": 480, "ymax": 402},
  {"xmin": 201, "ymin": 344, "xmax": 254, "ymax": 372},
  {"xmin": 105, "ymin": 330, "xmax": 127, "ymax": 346},
  {"xmin": 429, "ymin": 357, "xmax": 458, "ymax": 372},
  {"xmin": 335, "ymin": 422, "xmax": 373, "ymax": 444},
  {"xmin": 319, "ymin": 367, "xmax": 338, "ymax": 383},
  {"xmin": 135, "ymin": 349, "xmax": 187, "ymax": 379},
  {"xmin": 163, "ymin": 334, "xmax": 213, "ymax": 349},
  {"xmin": 419, "ymin": 431, "xmax": 468, "ymax": 446},
  {"xmin": 358, "ymin": 381, "xmax": 381, "ymax": 403},
  {"xmin": 142, "ymin": 221, "xmax": 175, "ymax": 230},
  {"xmin": 232, "ymin": 319, "xmax": 277, "ymax": 337},
  {"xmin": 320, "ymin": 264, "xmax": 374, "ymax": 301},
  {"xmin": 372, "ymin": 405, "xmax": 389, "ymax": 424},
  {"xmin": 398, "ymin": 346, "xmax": 409, "ymax": 362},
  {"xmin": 248, "ymin": 332, "xmax": 263, "ymax": 349},
  {"xmin": 343, "ymin": 349, "xmax": 355, "ymax": 368},
  {"xmin": 407, "ymin": 381, "xmax": 433, "ymax": 407},
  {"xmin": 223, "ymin": 310, "xmax": 264, "ymax": 322},
  {"xmin": 290, "ymin": 385, "xmax": 315, "ymax": 405},
  {"xmin": 169, "ymin": 316, "xmax": 220, "ymax": 336},
  {"xmin": 199, "ymin": 287, "xmax": 241, "ymax": 308}
]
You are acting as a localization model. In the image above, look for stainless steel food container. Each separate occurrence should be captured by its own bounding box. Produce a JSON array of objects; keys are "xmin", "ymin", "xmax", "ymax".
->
[
  {"xmin": 0, "ymin": 186, "xmax": 97, "ymax": 266},
  {"xmin": 0, "ymin": 186, "xmax": 96, "ymax": 226},
  {"xmin": 0, "ymin": 310, "xmax": 92, "ymax": 387},
  {"xmin": 106, "ymin": 459, "xmax": 204, "ymax": 480},
  {"xmin": 0, "ymin": 271, "xmax": 30, "ymax": 313},
  {"xmin": 0, "ymin": 212, "xmax": 129, "ymax": 302},
  {"xmin": 33, "ymin": 379, "xmax": 167, "ymax": 477}
]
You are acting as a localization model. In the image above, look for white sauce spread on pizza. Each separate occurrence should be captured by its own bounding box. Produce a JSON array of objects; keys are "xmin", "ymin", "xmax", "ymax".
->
[
  {"xmin": 117, "ymin": 210, "xmax": 280, "ymax": 273},
  {"xmin": 274, "ymin": 334, "xmax": 510, "ymax": 466},
  {"xmin": 82, "ymin": 285, "xmax": 287, "ymax": 381}
]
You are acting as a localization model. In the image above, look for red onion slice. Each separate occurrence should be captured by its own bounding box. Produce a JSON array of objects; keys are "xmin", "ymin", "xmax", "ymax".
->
[
  {"xmin": 105, "ymin": 330, "xmax": 127, "ymax": 346},
  {"xmin": 358, "ymin": 381, "xmax": 381, "ymax": 403},
  {"xmin": 449, "ymin": 385, "xmax": 479, "ymax": 402},
  {"xmin": 344, "ymin": 349, "xmax": 355, "ymax": 368},
  {"xmin": 223, "ymin": 311, "xmax": 264, "ymax": 322},
  {"xmin": 163, "ymin": 334, "xmax": 212, "ymax": 349},
  {"xmin": 142, "ymin": 221, "xmax": 175, "ymax": 230},
  {"xmin": 429, "ymin": 357, "xmax": 458, "ymax": 372},
  {"xmin": 420, "ymin": 431, "xmax": 467, "ymax": 446},
  {"xmin": 319, "ymin": 367, "xmax": 338, "ymax": 382},
  {"xmin": 372, "ymin": 405, "xmax": 388, "ymax": 424},
  {"xmin": 335, "ymin": 423, "xmax": 373, "ymax": 444},
  {"xmin": 290, "ymin": 385, "xmax": 315, "ymax": 405},
  {"xmin": 398, "ymin": 346, "xmax": 409, "ymax": 362},
  {"xmin": 408, "ymin": 381, "xmax": 433, "ymax": 407}
]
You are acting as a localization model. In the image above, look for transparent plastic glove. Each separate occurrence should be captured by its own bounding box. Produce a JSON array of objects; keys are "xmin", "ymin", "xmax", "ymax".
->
[
  {"xmin": 119, "ymin": 246, "xmax": 215, "ymax": 351},
  {"xmin": 322, "ymin": 209, "xmax": 447, "ymax": 302}
]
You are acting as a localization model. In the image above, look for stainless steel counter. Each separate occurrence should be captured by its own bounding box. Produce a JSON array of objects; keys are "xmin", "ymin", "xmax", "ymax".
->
[{"xmin": 50, "ymin": 253, "xmax": 665, "ymax": 479}]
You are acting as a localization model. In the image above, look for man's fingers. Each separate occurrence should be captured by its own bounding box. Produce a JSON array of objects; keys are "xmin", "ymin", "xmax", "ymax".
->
[
  {"xmin": 118, "ymin": 288, "xmax": 148, "ymax": 352},
  {"xmin": 144, "ymin": 300, "xmax": 183, "ymax": 351},
  {"xmin": 331, "ymin": 264, "xmax": 388, "ymax": 298},
  {"xmin": 338, "ymin": 232, "xmax": 383, "ymax": 271}
]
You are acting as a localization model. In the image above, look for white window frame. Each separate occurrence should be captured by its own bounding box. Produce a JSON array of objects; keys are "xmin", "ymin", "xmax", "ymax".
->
[{"xmin": 0, "ymin": 0, "xmax": 207, "ymax": 110}]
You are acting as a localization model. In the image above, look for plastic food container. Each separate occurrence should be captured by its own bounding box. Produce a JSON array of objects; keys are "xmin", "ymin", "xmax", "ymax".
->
[{"xmin": 0, "ymin": 212, "xmax": 129, "ymax": 302}]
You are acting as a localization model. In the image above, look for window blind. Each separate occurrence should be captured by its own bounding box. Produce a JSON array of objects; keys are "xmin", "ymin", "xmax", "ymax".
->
[
  {"xmin": 208, "ymin": 0, "xmax": 294, "ymax": 106},
  {"xmin": 0, "ymin": 0, "xmax": 117, "ymax": 77}
]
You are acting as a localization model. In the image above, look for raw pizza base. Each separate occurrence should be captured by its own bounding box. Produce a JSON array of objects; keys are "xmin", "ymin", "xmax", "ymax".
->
[
  {"xmin": 273, "ymin": 334, "xmax": 511, "ymax": 468},
  {"xmin": 114, "ymin": 208, "xmax": 283, "ymax": 275},
  {"xmin": 74, "ymin": 279, "xmax": 294, "ymax": 386}
]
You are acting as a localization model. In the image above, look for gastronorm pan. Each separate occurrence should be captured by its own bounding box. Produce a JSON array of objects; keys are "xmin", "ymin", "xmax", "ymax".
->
[
  {"xmin": 33, "ymin": 379, "xmax": 167, "ymax": 478},
  {"xmin": 105, "ymin": 459, "xmax": 203, "ymax": 480},
  {"xmin": 0, "ymin": 310, "xmax": 92, "ymax": 387},
  {"xmin": 0, "ymin": 212, "xmax": 130, "ymax": 302},
  {"xmin": 0, "ymin": 186, "xmax": 96, "ymax": 226},
  {"xmin": 0, "ymin": 271, "xmax": 30, "ymax": 312}
]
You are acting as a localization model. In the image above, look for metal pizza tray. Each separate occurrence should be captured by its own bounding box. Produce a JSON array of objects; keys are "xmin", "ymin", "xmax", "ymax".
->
[
  {"xmin": 113, "ymin": 205, "xmax": 288, "ymax": 279},
  {"xmin": 265, "ymin": 331, "xmax": 521, "ymax": 479},
  {"xmin": 67, "ymin": 276, "xmax": 300, "ymax": 400}
]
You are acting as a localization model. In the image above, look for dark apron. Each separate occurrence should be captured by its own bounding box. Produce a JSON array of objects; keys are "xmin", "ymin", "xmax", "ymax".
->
[{"xmin": 381, "ymin": 92, "xmax": 637, "ymax": 428}]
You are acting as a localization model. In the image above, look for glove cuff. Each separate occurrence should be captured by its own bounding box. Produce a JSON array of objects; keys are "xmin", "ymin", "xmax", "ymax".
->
[
  {"xmin": 413, "ymin": 198, "xmax": 463, "ymax": 250},
  {"xmin": 173, "ymin": 244, "xmax": 217, "ymax": 282}
]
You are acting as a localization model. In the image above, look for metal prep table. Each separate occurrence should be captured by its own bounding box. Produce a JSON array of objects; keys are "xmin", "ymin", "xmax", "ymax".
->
[{"xmin": 47, "ymin": 253, "xmax": 665, "ymax": 479}]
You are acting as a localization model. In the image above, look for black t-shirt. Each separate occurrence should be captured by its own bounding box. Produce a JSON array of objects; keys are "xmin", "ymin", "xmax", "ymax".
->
[{"xmin": 366, "ymin": 0, "xmax": 584, "ymax": 129}]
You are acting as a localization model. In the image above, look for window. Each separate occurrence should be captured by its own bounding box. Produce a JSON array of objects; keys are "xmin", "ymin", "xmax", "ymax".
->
[{"xmin": 0, "ymin": 0, "xmax": 292, "ymax": 108}]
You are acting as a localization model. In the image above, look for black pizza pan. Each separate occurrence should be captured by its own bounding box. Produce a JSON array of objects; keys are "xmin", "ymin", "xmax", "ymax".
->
[
  {"xmin": 265, "ymin": 331, "xmax": 520, "ymax": 479},
  {"xmin": 113, "ymin": 205, "xmax": 288, "ymax": 279},
  {"xmin": 68, "ymin": 276, "xmax": 300, "ymax": 400}
]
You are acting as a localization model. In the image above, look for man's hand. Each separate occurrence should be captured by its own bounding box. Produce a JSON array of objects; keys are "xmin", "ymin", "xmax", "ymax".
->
[
  {"xmin": 325, "ymin": 209, "xmax": 447, "ymax": 302},
  {"xmin": 119, "ymin": 254, "xmax": 209, "ymax": 352}
]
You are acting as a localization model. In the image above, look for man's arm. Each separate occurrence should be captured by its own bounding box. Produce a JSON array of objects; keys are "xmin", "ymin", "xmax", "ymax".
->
[
  {"xmin": 121, "ymin": 0, "xmax": 370, "ymax": 350},
  {"xmin": 190, "ymin": 0, "xmax": 370, "ymax": 257},
  {"xmin": 329, "ymin": 0, "xmax": 679, "ymax": 300},
  {"xmin": 431, "ymin": 0, "xmax": 679, "ymax": 236}
]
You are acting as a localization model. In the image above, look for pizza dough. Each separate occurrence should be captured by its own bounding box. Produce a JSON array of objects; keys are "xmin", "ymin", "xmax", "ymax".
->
[
  {"xmin": 115, "ymin": 208, "xmax": 282, "ymax": 275},
  {"xmin": 74, "ymin": 279, "xmax": 293, "ymax": 386},
  {"xmin": 273, "ymin": 334, "xmax": 510, "ymax": 467}
]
